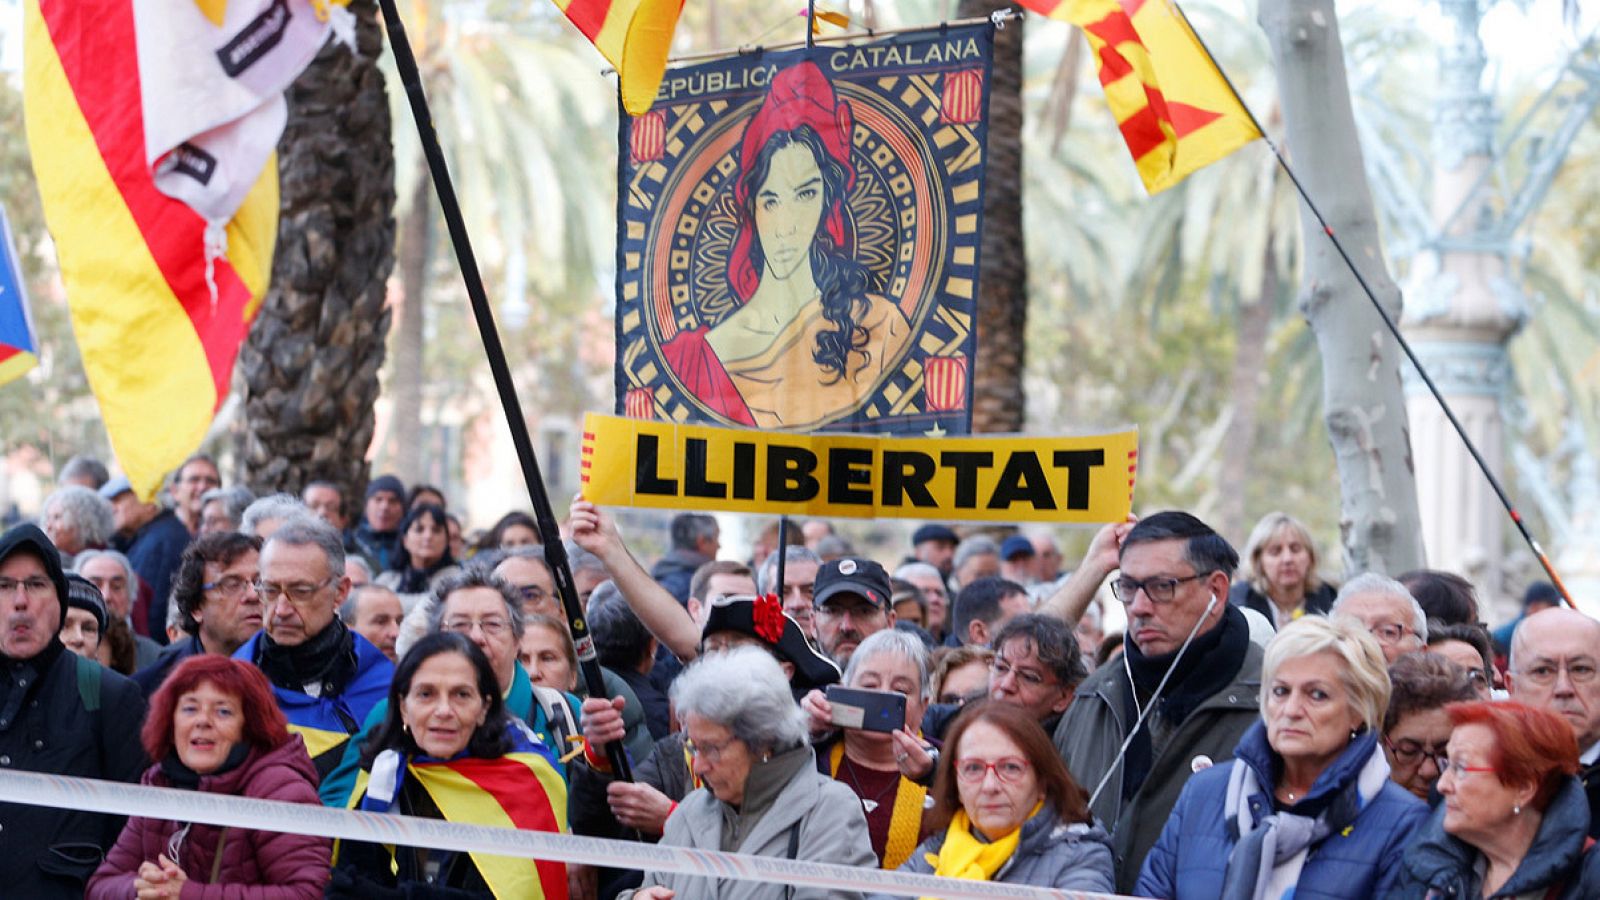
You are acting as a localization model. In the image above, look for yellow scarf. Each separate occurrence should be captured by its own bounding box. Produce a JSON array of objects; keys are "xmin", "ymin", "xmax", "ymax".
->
[
  {"xmin": 828, "ymin": 742, "xmax": 927, "ymax": 870},
  {"xmin": 922, "ymin": 801, "xmax": 1042, "ymax": 898}
]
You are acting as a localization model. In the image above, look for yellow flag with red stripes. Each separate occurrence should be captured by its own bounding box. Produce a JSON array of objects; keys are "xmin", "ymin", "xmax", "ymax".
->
[
  {"xmin": 552, "ymin": 0, "xmax": 685, "ymax": 116},
  {"xmin": 1021, "ymin": 0, "xmax": 1260, "ymax": 193}
]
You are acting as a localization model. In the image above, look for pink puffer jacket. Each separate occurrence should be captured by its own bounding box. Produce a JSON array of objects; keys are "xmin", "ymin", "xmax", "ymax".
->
[{"xmin": 86, "ymin": 733, "xmax": 330, "ymax": 899}]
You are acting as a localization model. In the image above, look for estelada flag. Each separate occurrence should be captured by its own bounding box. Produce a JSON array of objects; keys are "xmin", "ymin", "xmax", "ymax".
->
[
  {"xmin": 22, "ymin": 0, "xmax": 348, "ymax": 500},
  {"xmin": 0, "ymin": 206, "xmax": 38, "ymax": 388},
  {"xmin": 551, "ymin": 0, "xmax": 684, "ymax": 115},
  {"xmin": 1021, "ymin": 0, "xmax": 1261, "ymax": 193}
]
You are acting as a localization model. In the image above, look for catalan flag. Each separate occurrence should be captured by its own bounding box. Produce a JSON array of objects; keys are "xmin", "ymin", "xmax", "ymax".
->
[
  {"xmin": 21, "ymin": 0, "xmax": 345, "ymax": 500},
  {"xmin": 552, "ymin": 0, "xmax": 685, "ymax": 116},
  {"xmin": 0, "ymin": 206, "xmax": 38, "ymax": 388},
  {"xmin": 1021, "ymin": 0, "xmax": 1260, "ymax": 193},
  {"xmin": 352, "ymin": 733, "xmax": 569, "ymax": 899}
]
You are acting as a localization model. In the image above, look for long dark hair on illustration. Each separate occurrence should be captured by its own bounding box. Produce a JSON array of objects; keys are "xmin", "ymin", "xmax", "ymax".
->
[{"xmin": 738, "ymin": 125, "xmax": 878, "ymax": 383}]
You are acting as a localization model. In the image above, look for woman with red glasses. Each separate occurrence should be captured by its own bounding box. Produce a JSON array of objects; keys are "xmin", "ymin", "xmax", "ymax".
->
[
  {"xmin": 870, "ymin": 700, "xmax": 1113, "ymax": 894},
  {"xmin": 1390, "ymin": 701, "xmax": 1600, "ymax": 898}
]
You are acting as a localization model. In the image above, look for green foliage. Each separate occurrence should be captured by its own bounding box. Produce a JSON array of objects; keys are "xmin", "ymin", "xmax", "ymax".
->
[{"xmin": 0, "ymin": 74, "xmax": 109, "ymax": 466}]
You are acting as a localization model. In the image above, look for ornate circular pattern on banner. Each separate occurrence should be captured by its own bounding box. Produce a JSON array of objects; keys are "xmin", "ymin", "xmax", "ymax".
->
[{"xmin": 615, "ymin": 29, "xmax": 991, "ymax": 435}]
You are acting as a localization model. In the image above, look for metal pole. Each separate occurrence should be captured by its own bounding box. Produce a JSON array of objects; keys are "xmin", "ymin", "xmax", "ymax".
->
[{"xmin": 373, "ymin": 0, "xmax": 634, "ymax": 778}]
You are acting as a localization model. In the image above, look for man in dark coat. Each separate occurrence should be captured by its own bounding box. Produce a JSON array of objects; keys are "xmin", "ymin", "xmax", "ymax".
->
[
  {"xmin": 648, "ymin": 513, "xmax": 718, "ymax": 606},
  {"xmin": 0, "ymin": 523, "xmax": 147, "ymax": 897},
  {"xmin": 102, "ymin": 476, "xmax": 192, "ymax": 641},
  {"xmin": 344, "ymin": 474, "xmax": 405, "ymax": 574}
]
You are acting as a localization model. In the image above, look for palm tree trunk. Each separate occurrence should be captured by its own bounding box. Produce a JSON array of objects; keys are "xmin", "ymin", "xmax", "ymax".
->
[
  {"xmin": 236, "ymin": 0, "xmax": 397, "ymax": 504},
  {"xmin": 959, "ymin": 0, "xmax": 1027, "ymax": 434},
  {"xmin": 389, "ymin": 167, "xmax": 431, "ymax": 484}
]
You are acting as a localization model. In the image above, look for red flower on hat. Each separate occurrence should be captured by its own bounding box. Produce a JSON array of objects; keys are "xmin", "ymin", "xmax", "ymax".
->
[{"xmin": 753, "ymin": 593, "xmax": 786, "ymax": 644}]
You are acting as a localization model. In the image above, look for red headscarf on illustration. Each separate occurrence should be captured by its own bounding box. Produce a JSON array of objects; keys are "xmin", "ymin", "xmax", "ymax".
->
[{"xmin": 728, "ymin": 61, "xmax": 856, "ymax": 303}]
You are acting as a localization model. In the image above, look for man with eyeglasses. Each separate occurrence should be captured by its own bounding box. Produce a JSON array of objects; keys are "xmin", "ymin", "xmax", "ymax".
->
[
  {"xmin": 1507, "ymin": 606, "xmax": 1600, "ymax": 837},
  {"xmin": 811, "ymin": 557, "xmax": 896, "ymax": 669},
  {"xmin": 0, "ymin": 524, "xmax": 146, "ymax": 899},
  {"xmin": 234, "ymin": 519, "xmax": 393, "ymax": 783},
  {"xmin": 1052, "ymin": 511, "xmax": 1262, "ymax": 893},
  {"xmin": 1329, "ymin": 572, "xmax": 1429, "ymax": 664},
  {"xmin": 321, "ymin": 569, "xmax": 591, "ymax": 809},
  {"xmin": 133, "ymin": 532, "xmax": 263, "ymax": 695}
]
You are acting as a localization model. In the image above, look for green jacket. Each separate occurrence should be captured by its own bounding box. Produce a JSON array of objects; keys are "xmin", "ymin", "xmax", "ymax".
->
[{"xmin": 1052, "ymin": 639, "xmax": 1264, "ymax": 893}]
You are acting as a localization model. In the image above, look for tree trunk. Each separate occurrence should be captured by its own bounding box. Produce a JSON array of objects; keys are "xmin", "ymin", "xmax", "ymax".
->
[
  {"xmin": 1260, "ymin": 0, "xmax": 1425, "ymax": 575},
  {"xmin": 959, "ymin": 0, "xmax": 1026, "ymax": 434},
  {"xmin": 235, "ymin": 0, "xmax": 397, "ymax": 505},
  {"xmin": 389, "ymin": 167, "xmax": 431, "ymax": 484},
  {"xmin": 1215, "ymin": 244, "xmax": 1277, "ymax": 542}
]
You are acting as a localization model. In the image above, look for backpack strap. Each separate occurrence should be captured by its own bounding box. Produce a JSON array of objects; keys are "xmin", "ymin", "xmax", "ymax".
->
[
  {"xmin": 531, "ymin": 685, "xmax": 579, "ymax": 754},
  {"xmin": 75, "ymin": 653, "xmax": 101, "ymax": 713}
]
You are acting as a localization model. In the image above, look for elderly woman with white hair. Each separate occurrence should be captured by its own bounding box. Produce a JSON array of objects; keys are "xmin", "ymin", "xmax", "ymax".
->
[
  {"xmin": 1136, "ymin": 615, "xmax": 1427, "ymax": 899},
  {"xmin": 1331, "ymin": 572, "xmax": 1429, "ymax": 664},
  {"xmin": 625, "ymin": 646, "xmax": 875, "ymax": 900},
  {"xmin": 41, "ymin": 485, "xmax": 117, "ymax": 567}
]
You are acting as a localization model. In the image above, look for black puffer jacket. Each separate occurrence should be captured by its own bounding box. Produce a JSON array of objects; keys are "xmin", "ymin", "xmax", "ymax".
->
[{"xmin": 0, "ymin": 525, "xmax": 148, "ymax": 898}]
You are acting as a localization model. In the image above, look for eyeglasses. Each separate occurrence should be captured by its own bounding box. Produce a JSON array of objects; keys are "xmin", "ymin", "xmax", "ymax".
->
[
  {"xmin": 937, "ymin": 687, "xmax": 988, "ymax": 707},
  {"xmin": 1464, "ymin": 668, "xmax": 1491, "ymax": 689},
  {"xmin": 253, "ymin": 578, "xmax": 335, "ymax": 605},
  {"xmin": 1368, "ymin": 623, "xmax": 1417, "ymax": 646},
  {"xmin": 991, "ymin": 657, "xmax": 1055, "ymax": 690},
  {"xmin": 1111, "ymin": 572, "xmax": 1212, "ymax": 604},
  {"xmin": 202, "ymin": 575, "xmax": 255, "ymax": 599},
  {"xmin": 1516, "ymin": 659, "xmax": 1599, "ymax": 686},
  {"xmin": 444, "ymin": 616, "xmax": 511, "ymax": 638},
  {"xmin": 518, "ymin": 584, "xmax": 551, "ymax": 605},
  {"xmin": 1441, "ymin": 759, "xmax": 1498, "ymax": 781},
  {"xmin": 685, "ymin": 735, "xmax": 739, "ymax": 765},
  {"xmin": 0, "ymin": 576, "xmax": 55, "ymax": 600},
  {"xmin": 954, "ymin": 757, "xmax": 1031, "ymax": 784},
  {"xmin": 1383, "ymin": 737, "xmax": 1449, "ymax": 771}
]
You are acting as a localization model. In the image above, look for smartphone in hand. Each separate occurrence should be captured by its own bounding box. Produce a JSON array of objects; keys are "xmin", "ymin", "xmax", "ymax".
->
[{"xmin": 825, "ymin": 686, "xmax": 907, "ymax": 734}]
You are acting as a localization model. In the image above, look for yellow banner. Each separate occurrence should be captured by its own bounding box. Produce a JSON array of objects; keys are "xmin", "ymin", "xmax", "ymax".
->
[{"xmin": 580, "ymin": 414, "xmax": 1138, "ymax": 524}]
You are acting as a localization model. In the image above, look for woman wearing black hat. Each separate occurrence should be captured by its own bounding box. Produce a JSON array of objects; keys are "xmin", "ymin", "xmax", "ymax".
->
[{"xmin": 61, "ymin": 573, "xmax": 108, "ymax": 661}]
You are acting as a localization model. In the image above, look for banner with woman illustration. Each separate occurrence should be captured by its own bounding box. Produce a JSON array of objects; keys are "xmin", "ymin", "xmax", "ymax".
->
[{"xmin": 614, "ymin": 23, "xmax": 994, "ymax": 435}]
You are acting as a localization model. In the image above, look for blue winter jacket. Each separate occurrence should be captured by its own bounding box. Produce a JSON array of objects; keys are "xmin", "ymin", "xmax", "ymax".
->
[
  {"xmin": 1386, "ymin": 776, "xmax": 1600, "ymax": 899},
  {"xmin": 1136, "ymin": 722, "xmax": 1427, "ymax": 900}
]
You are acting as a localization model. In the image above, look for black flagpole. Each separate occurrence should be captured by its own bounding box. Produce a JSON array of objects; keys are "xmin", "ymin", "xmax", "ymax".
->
[
  {"xmin": 1170, "ymin": 0, "xmax": 1577, "ymax": 608},
  {"xmin": 373, "ymin": 0, "xmax": 634, "ymax": 779}
]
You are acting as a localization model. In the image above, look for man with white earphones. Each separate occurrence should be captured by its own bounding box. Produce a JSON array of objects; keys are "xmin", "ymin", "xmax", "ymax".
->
[{"xmin": 1052, "ymin": 511, "xmax": 1264, "ymax": 894}]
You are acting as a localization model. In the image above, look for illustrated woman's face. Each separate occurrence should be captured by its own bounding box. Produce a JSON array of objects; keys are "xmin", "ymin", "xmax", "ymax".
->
[{"xmin": 756, "ymin": 143, "xmax": 825, "ymax": 280}]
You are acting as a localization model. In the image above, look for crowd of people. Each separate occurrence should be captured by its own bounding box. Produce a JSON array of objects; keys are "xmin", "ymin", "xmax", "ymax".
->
[{"xmin": 2, "ymin": 452, "xmax": 1599, "ymax": 898}]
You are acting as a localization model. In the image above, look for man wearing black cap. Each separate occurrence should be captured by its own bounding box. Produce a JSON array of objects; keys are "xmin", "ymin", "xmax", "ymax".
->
[
  {"xmin": 910, "ymin": 523, "xmax": 959, "ymax": 579},
  {"xmin": 812, "ymin": 556, "xmax": 896, "ymax": 669},
  {"xmin": 0, "ymin": 524, "xmax": 146, "ymax": 897},
  {"xmin": 346, "ymin": 474, "xmax": 406, "ymax": 572}
]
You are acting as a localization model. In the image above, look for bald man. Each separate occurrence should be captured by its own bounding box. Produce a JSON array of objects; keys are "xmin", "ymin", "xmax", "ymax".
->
[{"xmin": 1508, "ymin": 607, "xmax": 1600, "ymax": 837}]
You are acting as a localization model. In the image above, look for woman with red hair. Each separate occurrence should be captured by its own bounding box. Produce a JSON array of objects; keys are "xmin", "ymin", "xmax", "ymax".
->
[
  {"xmin": 663, "ymin": 60, "xmax": 910, "ymax": 430},
  {"xmin": 1390, "ymin": 701, "xmax": 1600, "ymax": 898},
  {"xmin": 87, "ymin": 655, "xmax": 329, "ymax": 899}
]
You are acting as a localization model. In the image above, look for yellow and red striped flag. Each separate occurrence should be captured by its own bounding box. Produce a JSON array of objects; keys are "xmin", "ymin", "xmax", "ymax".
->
[
  {"xmin": 23, "ymin": 0, "xmax": 343, "ymax": 500},
  {"xmin": 551, "ymin": 0, "xmax": 685, "ymax": 116},
  {"xmin": 1021, "ymin": 0, "xmax": 1260, "ymax": 193}
]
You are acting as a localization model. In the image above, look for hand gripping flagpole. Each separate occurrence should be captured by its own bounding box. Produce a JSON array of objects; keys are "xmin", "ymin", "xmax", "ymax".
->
[
  {"xmin": 373, "ymin": 0, "xmax": 634, "ymax": 781},
  {"xmin": 1171, "ymin": 0, "xmax": 1578, "ymax": 608}
]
